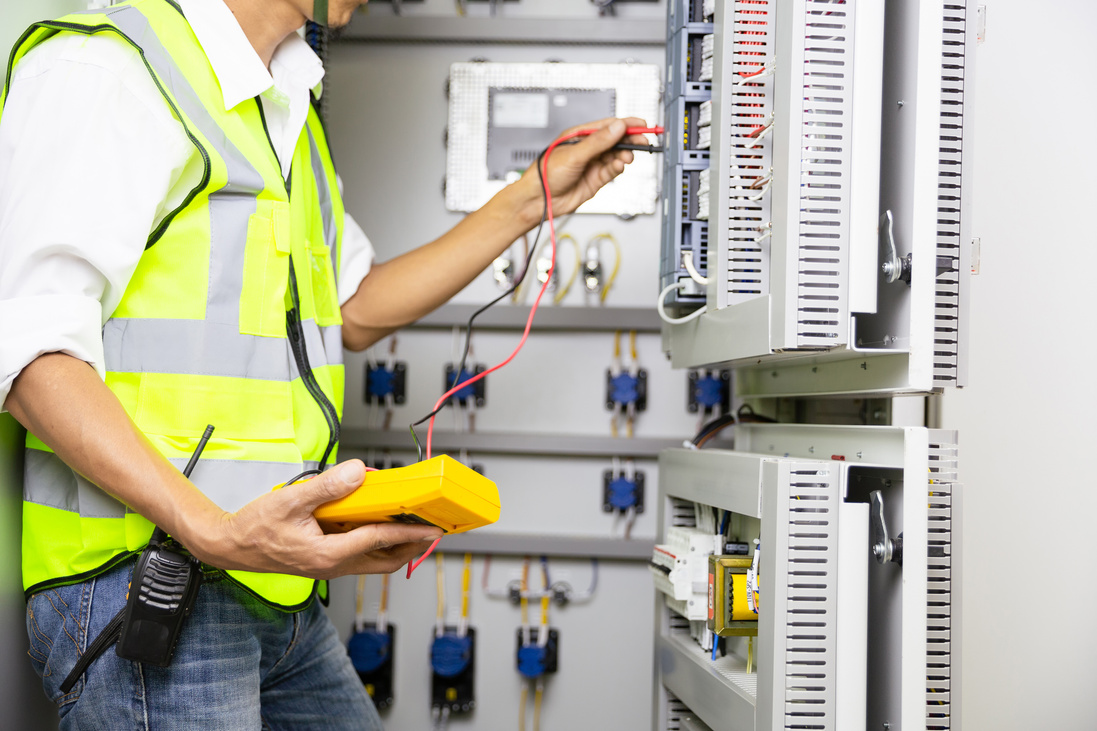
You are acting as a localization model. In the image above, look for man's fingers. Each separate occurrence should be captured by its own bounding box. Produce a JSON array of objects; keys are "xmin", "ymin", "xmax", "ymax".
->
[
  {"xmin": 280, "ymin": 459, "xmax": 366, "ymax": 513},
  {"xmin": 323, "ymin": 522, "xmax": 443, "ymax": 559}
]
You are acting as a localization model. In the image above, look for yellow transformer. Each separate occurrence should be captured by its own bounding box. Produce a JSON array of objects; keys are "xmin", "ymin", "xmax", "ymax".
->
[{"xmin": 707, "ymin": 555, "xmax": 758, "ymax": 637}]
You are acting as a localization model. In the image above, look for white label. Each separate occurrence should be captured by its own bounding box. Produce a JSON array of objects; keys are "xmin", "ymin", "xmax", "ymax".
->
[{"xmin": 492, "ymin": 93, "xmax": 550, "ymax": 128}]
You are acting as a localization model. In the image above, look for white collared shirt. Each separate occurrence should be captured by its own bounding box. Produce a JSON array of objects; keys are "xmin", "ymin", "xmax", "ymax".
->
[{"xmin": 0, "ymin": 0, "xmax": 374, "ymax": 411}]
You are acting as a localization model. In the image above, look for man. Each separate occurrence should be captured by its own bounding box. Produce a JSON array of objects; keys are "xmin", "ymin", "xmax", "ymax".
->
[{"xmin": 0, "ymin": 0, "xmax": 645, "ymax": 727}]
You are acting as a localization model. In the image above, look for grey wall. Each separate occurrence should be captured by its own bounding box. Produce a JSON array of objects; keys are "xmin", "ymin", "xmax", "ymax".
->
[{"xmin": 943, "ymin": 0, "xmax": 1097, "ymax": 728}]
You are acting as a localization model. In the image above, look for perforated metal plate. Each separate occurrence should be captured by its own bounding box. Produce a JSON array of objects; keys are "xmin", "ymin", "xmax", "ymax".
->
[{"xmin": 446, "ymin": 62, "xmax": 661, "ymax": 216}]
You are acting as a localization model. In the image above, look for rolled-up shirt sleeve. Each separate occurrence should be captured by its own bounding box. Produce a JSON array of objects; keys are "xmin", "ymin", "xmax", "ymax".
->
[
  {"xmin": 338, "ymin": 210, "xmax": 376, "ymax": 306},
  {"xmin": 0, "ymin": 33, "xmax": 196, "ymax": 412}
]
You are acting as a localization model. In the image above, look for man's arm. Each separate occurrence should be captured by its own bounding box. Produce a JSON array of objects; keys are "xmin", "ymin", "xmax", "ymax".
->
[
  {"xmin": 6, "ymin": 354, "xmax": 441, "ymax": 578},
  {"xmin": 340, "ymin": 117, "xmax": 647, "ymax": 351}
]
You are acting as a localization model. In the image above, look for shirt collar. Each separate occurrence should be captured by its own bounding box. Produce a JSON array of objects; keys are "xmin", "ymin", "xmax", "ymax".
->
[{"xmin": 177, "ymin": 0, "xmax": 325, "ymax": 113}]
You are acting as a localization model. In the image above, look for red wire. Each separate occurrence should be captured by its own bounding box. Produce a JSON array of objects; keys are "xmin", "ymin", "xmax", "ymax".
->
[{"xmin": 406, "ymin": 125, "xmax": 662, "ymax": 579}]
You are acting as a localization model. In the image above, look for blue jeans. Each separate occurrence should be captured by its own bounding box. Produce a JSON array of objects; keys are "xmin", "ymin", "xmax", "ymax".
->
[{"xmin": 26, "ymin": 558, "xmax": 383, "ymax": 730}]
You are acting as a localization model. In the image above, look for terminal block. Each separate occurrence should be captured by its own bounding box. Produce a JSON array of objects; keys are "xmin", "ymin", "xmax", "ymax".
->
[
  {"xmin": 430, "ymin": 627, "xmax": 476, "ymax": 714},
  {"xmin": 348, "ymin": 624, "xmax": 395, "ymax": 710},
  {"xmin": 602, "ymin": 470, "xmax": 645, "ymax": 514},
  {"xmin": 444, "ymin": 364, "xmax": 486, "ymax": 408},
  {"xmin": 605, "ymin": 368, "xmax": 648, "ymax": 413},
  {"xmin": 687, "ymin": 369, "xmax": 731, "ymax": 415},
  {"xmin": 364, "ymin": 361, "xmax": 407, "ymax": 405},
  {"xmin": 516, "ymin": 628, "xmax": 559, "ymax": 680}
]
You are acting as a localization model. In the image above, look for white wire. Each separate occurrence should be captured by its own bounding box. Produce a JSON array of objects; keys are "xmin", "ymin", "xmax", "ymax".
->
[
  {"xmin": 754, "ymin": 226, "xmax": 773, "ymax": 244},
  {"xmin": 657, "ymin": 282, "xmax": 707, "ymax": 325},
  {"xmin": 682, "ymin": 251, "xmax": 711, "ymax": 286},
  {"xmin": 735, "ymin": 61, "xmax": 775, "ymax": 87},
  {"xmin": 747, "ymin": 179, "xmax": 772, "ymax": 202},
  {"xmin": 745, "ymin": 121, "xmax": 774, "ymax": 149}
]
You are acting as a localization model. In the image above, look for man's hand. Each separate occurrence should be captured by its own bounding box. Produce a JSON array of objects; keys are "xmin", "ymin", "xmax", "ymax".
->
[
  {"xmin": 513, "ymin": 116, "xmax": 653, "ymax": 223},
  {"xmin": 193, "ymin": 459, "xmax": 443, "ymax": 579}
]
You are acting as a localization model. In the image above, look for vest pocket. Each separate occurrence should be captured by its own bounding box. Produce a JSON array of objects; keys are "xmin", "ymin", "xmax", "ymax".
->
[
  {"xmin": 309, "ymin": 242, "xmax": 343, "ymax": 327},
  {"xmin": 240, "ymin": 200, "xmax": 291, "ymax": 337}
]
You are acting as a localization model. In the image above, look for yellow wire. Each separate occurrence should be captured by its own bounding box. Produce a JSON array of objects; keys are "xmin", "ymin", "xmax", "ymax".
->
[
  {"xmin": 519, "ymin": 683, "xmax": 528, "ymax": 731},
  {"xmin": 533, "ymin": 682, "xmax": 544, "ymax": 731},
  {"xmin": 629, "ymin": 330, "xmax": 637, "ymax": 361},
  {"xmin": 461, "ymin": 553, "xmax": 472, "ymax": 620},
  {"xmin": 355, "ymin": 575, "xmax": 365, "ymax": 617},
  {"xmin": 380, "ymin": 574, "xmax": 389, "ymax": 615},
  {"xmin": 520, "ymin": 557, "xmax": 530, "ymax": 628},
  {"xmin": 747, "ymin": 636, "xmax": 754, "ymax": 674},
  {"xmin": 591, "ymin": 233, "xmax": 622, "ymax": 303},
  {"xmin": 552, "ymin": 233, "xmax": 581, "ymax": 305},
  {"xmin": 613, "ymin": 330, "xmax": 621, "ymax": 360},
  {"xmin": 436, "ymin": 552, "xmax": 446, "ymax": 627}
]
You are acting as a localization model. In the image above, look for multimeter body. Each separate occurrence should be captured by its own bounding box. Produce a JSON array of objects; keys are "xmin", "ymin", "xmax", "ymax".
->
[{"xmin": 314, "ymin": 456, "xmax": 501, "ymax": 534}]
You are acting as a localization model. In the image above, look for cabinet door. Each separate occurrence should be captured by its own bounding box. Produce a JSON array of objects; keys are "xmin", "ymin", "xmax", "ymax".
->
[{"xmin": 654, "ymin": 425, "xmax": 959, "ymax": 731}]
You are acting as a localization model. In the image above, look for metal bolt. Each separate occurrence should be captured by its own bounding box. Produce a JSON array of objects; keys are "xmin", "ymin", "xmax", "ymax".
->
[
  {"xmin": 896, "ymin": 100, "xmax": 905, "ymax": 108},
  {"xmin": 883, "ymin": 723, "xmax": 892, "ymax": 730},
  {"xmin": 856, "ymin": 451, "xmax": 863, "ymax": 459}
]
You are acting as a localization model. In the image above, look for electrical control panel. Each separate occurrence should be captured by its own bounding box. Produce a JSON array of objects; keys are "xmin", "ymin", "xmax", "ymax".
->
[
  {"xmin": 661, "ymin": 0, "xmax": 974, "ymax": 399},
  {"xmin": 654, "ymin": 425, "xmax": 959, "ymax": 731}
]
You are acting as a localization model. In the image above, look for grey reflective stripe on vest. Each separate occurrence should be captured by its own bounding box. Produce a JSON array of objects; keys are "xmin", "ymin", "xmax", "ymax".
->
[
  {"xmin": 307, "ymin": 127, "xmax": 337, "ymax": 252},
  {"xmin": 322, "ymin": 323, "xmax": 343, "ymax": 363},
  {"xmin": 168, "ymin": 457, "xmax": 321, "ymax": 513},
  {"xmin": 25, "ymin": 450, "xmax": 127, "ymax": 519},
  {"xmin": 24, "ymin": 450, "xmax": 316, "ymax": 519},
  {"xmin": 103, "ymin": 318, "xmax": 298, "ymax": 381}
]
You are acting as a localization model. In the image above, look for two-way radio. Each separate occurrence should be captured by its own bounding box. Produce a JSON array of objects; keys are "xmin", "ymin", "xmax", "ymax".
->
[{"xmin": 60, "ymin": 425, "xmax": 214, "ymax": 693}]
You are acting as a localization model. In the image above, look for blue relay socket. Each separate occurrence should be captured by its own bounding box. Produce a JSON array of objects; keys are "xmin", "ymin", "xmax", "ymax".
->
[{"xmin": 516, "ymin": 628, "xmax": 559, "ymax": 680}]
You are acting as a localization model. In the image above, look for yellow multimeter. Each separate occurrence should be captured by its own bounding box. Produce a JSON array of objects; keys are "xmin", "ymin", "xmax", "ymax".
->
[{"xmin": 314, "ymin": 455, "xmax": 501, "ymax": 534}]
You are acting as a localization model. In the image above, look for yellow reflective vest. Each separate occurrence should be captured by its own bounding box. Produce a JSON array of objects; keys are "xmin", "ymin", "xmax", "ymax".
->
[{"xmin": 3, "ymin": 0, "xmax": 347, "ymax": 610}]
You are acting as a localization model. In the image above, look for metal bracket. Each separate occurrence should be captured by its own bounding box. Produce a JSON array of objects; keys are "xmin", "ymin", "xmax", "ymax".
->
[
  {"xmin": 879, "ymin": 210, "xmax": 910, "ymax": 285},
  {"xmin": 869, "ymin": 490, "xmax": 903, "ymax": 566}
]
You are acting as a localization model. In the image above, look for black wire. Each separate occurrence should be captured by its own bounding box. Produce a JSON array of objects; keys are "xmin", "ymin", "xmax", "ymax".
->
[
  {"xmin": 737, "ymin": 404, "xmax": 777, "ymax": 423},
  {"xmin": 409, "ymin": 146, "xmax": 552, "ymax": 454},
  {"xmin": 279, "ymin": 468, "xmax": 322, "ymax": 489},
  {"xmin": 691, "ymin": 412, "xmax": 737, "ymax": 447}
]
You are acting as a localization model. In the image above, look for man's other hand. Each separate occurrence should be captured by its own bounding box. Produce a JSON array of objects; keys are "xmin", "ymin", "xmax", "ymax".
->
[{"xmin": 512, "ymin": 116, "xmax": 653, "ymax": 224}]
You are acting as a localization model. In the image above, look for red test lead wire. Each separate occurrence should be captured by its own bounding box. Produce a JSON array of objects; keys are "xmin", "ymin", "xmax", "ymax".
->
[{"xmin": 405, "ymin": 124, "xmax": 662, "ymax": 578}]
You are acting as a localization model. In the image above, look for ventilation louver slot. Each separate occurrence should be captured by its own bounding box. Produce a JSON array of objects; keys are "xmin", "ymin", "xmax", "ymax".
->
[
  {"xmin": 795, "ymin": 1, "xmax": 855, "ymax": 347},
  {"xmin": 926, "ymin": 436, "xmax": 958, "ymax": 729},
  {"xmin": 665, "ymin": 690, "xmax": 692, "ymax": 731},
  {"xmin": 782, "ymin": 464, "xmax": 838, "ymax": 730},
  {"xmin": 724, "ymin": 0, "xmax": 775, "ymax": 305},
  {"xmin": 933, "ymin": 3, "xmax": 968, "ymax": 385}
]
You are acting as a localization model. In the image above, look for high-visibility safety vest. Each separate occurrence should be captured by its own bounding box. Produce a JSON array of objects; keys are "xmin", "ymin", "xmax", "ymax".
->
[{"xmin": 3, "ymin": 0, "xmax": 347, "ymax": 610}]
